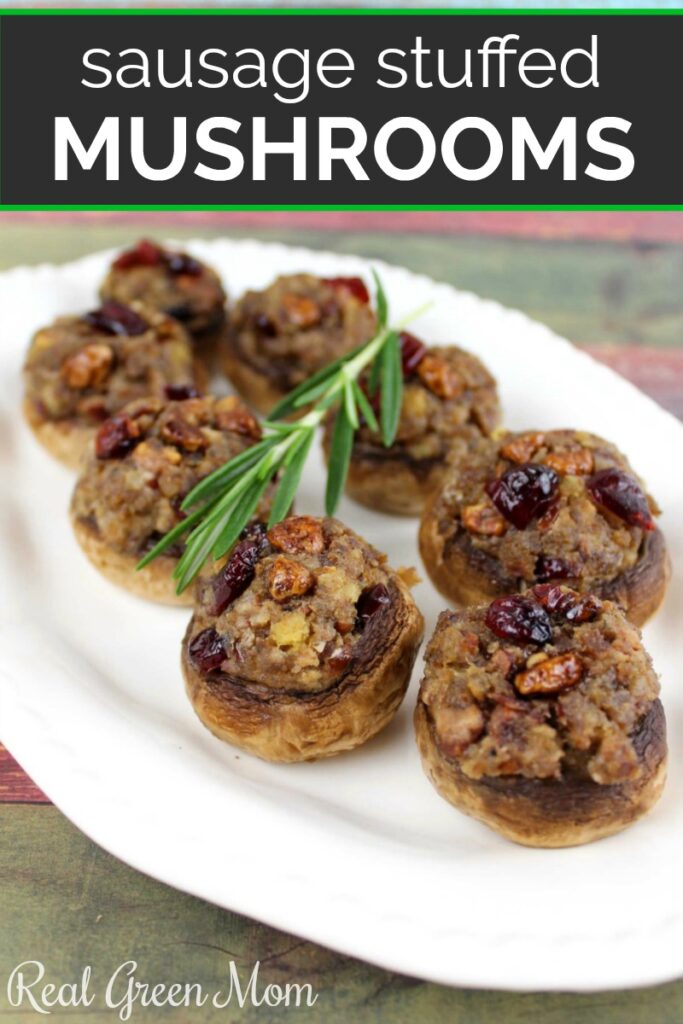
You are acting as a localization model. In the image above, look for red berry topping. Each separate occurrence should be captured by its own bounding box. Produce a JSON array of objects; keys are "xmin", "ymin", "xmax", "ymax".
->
[
  {"xmin": 95, "ymin": 414, "xmax": 141, "ymax": 459},
  {"xmin": 84, "ymin": 301, "xmax": 148, "ymax": 337},
  {"xmin": 485, "ymin": 595, "xmax": 552, "ymax": 646},
  {"xmin": 322, "ymin": 276, "xmax": 370, "ymax": 304},
  {"xmin": 487, "ymin": 463, "xmax": 559, "ymax": 530},
  {"xmin": 210, "ymin": 530, "xmax": 268, "ymax": 616},
  {"xmin": 534, "ymin": 555, "xmax": 580, "ymax": 582},
  {"xmin": 113, "ymin": 239, "xmax": 164, "ymax": 270},
  {"xmin": 399, "ymin": 332, "xmax": 428, "ymax": 376},
  {"xmin": 165, "ymin": 253, "xmax": 202, "ymax": 277},
  {"xmin": 586, "ymin": 468, "xmax": 654, "ymax": 531},
  {"xmin": 356, "ymin": 583, "xmax": 391, "ymax": 630},
  {"xmin": 164, "ymin": 384, "xmax": 200, "ymax": 401},
  {"xmin": 113, "ymin": 240, "xmax": 203, "ymax": 278},
  {"xmin": 188, "ymin": 628, "xmax": 226, "ymax": 673}
]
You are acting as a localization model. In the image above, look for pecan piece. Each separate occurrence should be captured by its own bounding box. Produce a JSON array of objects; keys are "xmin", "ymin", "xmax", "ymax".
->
[
  {"xmin": 281, "ymin": 293, "xmax": 321, "ymax": 328},
  {"xmin": 160, "ymin": 414, "xmax": 208, "ymax": 452},
  {"xmin": 417, "ymin": 354, "xmax": 463, "ymax": 400},
  {"xmin": 462, "ymin": 501, "xmax": 507, "ymax": 536},
  {"xmin": 532, "ymin": 584, "xmax": 602, "ymax": 623},
  {"xmin": 545, "ymin": 448, "xmax": 594, "ymax": 476},
  {"xmin": 514, "ymin": 652, "xmax": 584, "ymax": 696},
  {"xmin": 60, "ymin": 343, "xmax": 114, "ymax": 390},
  {"xmin": 214, "ymin": 396, "xmax": 262, "ymax": 440},
  {"xmin": 500, "ymin": 432, "xmax": 545, "ymax": 464},
  {"xmin": 268, "ymin": 516, "xmax": 325, "ymax": 555},
  {"xmin": 435, "ymin": 704, "xmax": 485, "ymax": 758},
  {"xmin": 267, "ymin": 557, "xmax": 316, "ymax": 603}
]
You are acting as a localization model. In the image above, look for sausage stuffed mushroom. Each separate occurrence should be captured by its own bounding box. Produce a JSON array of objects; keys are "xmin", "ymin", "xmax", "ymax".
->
[
  {"xmin": 223, "ymin": 274, "xmax": 377, "ymax": 414},
  {"xmin": 415, "ymin": 588, "xmax": 667, "ymax": 847},
  {"xmin": 70, "ymin": 395, "xmax": 266, "ymax": 605},
  {"xmin": 100, "ymin": 240, "xmax": 227, "ymax": 367},
  {"xmin": 419, "ymin": 429, "xmax": 669, "ymax": 626},
  {"xmin": 323, "ymin": 333, "xmax": 501, "ymax": 515},
  {"xmin": 23, "ymin": 301, "xmax": 203, "ymax": 469},
  {"xmin": 183, "ymin": 515, "xmax": 424, "ymax": 762}
]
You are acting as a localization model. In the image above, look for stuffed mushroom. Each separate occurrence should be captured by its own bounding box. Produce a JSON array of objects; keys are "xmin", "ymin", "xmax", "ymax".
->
[
  {"xmin": 100, "ymin": 239, "xmax": 227, "ymax": 366},
  {"xmin": 23, "ymin": 300, "xmax": 203, "ymax": 469},
  {"xmin": 182, "ymin": 515, "xmax": 424, "ymax": 762},
  {"xmin": 419, "ymin": 429, "xmax": 669, "ymax": 627},
  {"xmin": 223, "ymin": 273, "xmax": 377, "ymax": 414},
  {"xmin": 415, "ymin": 588, "xmax": 667, "ymax": 847},
  {"xmin": 70, "ymin": 394, "xmax": 266, "ymax": 605},
  {"xmin": 323, "ymin": 333, "xmax": 501, "ymax": 515}
]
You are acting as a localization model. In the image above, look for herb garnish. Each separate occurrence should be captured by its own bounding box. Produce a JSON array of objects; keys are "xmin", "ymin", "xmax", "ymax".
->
[{"xmin": 137, "ymin": 272, "xmax": 427, "ymax": 593}]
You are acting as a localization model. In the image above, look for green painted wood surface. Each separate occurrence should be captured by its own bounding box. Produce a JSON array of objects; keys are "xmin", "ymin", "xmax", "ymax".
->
[
  {"xmin": 2, "ymin": 807, "xmax": 683, "ymax": 1024},
  {"xmin": 2, "ymin": 218, "xmax": 683, "ymax": 349}
]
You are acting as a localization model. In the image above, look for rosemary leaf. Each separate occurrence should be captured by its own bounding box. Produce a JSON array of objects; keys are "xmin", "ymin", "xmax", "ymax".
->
[
  {"xmin": 380, "ymin": 331, "xmax": 402, "ymax": 447},
  {"xmin": 180, "ymin": 437, "xmax": 274, "ymax": 510},
  {"xmin": 135, "ymin": 501, "xmax": 213, "ymax": 571},
  {"xmin": 373, "ymin": 269, "xmax": 388, "ymax": 329},
  {"xmin": 325, "ymin": 407, "xmax": 354, "ymax": 516},
  {"xmin": 140, "ymin": 271, "xmax": 426, "ymax": 593},
  {"xmin": 211, "ymin": 474, "xmax": 273, "ymax": 560},
  {"xmin": 352, "ymin": 380, "xmax": 379, "ymax": 434},
  {"xmin": 343, "ymin": 378, "xmax": 359, "ymax": 430},
  {"xmin": 268, "ymin": 430, "xmax": 314, "ymax": 527},
  {"xmin": 266, "ymin": 343, "xmax": 366, "ymax": 421}
]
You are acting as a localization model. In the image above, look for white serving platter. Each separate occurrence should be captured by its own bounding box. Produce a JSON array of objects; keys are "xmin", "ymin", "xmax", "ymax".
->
[{"xmin": 1, "ymin": 238, "xmax": 682, "ymax": 992}]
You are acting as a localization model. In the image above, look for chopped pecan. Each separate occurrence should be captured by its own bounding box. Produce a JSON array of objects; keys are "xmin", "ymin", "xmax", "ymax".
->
[
  {"xmin": 435, "ymin": 704, "xmax": 485, "ymax": 758},
  {"xmin": 268, "ymin": 516, "xmax": 325, "ymax": 555},
  {"xmin": 160, "ymin": 413, "xmax": 208, "ymax": 452},
  {"xmin": 132, "ymin": 440, "xmax": 182, "ymax": 472},
  {"xmin": 514, "ymin": 652, "xmax": 584, "ymax": 696},
  {"xmin": 268, "ymin": 556, "xmax": 316, "ymax": 602},
  {"xmin": 500, "ymin": 432, "xmax": 545, "ymax": 464},
  {"xmin": 214, "ymin": 396, "xmax": 262, "ymax": 440},
  {"xmin": 60, "ymin": 343, "xmax": 114, "ymax": 389},
  {"xmin": 281, "ymin": 293, "xmax": 321, "ymax": 328},
  {"xmin": 545, "ymin": 448, "xmax": 594, "ymax": 476},
  {"xmin": 532, "ymin": 584, "xmax": 602, "ymax": 623},
  {"xmin": 462, "ymin": 501, "xmax": 507, "ymax": 536},
  {"xmin": 417, "ymin": 354, "xmax": 463, "ymax": 400}
]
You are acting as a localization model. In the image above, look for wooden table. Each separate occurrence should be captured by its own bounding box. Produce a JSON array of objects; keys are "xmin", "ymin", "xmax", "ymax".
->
[{"xmin": 2, "ymin": 212, "xmax": 682, "ymax": 1022}]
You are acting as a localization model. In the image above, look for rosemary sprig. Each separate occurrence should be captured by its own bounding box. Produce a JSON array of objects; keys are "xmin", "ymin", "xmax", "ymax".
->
[{"xmin": 137, "ymin": 272, "xmax": 428, "ymax": 594}]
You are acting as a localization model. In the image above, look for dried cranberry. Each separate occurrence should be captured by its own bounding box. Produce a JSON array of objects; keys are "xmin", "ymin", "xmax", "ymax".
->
[
  {"xmin": 485, "ymin": 595, "xmax": 552, "ymax": 646},
  {"xmin": 166, "ymin": 303, "xmax": 193, "ymax": 322},
  {"xmin": 84, "ymin": 301, "xmax": 148, "ymax": 337},
  {"xmin": 323, "ymin": 276, "xmax": 370, "ymax": 304},
  {"xmin": 586, "ymin": 468, "xmax": 654, "ymax": 531},
  {"xmin": 211, "ymin": 536, "xmax": 264, "ymax": 615},
  {"xmin": 532, "ymin": 584, "xmax": 602, "ymax": 624},
  {"xmin": 165, "ymin": 252, "xmax": 202, "ymax": 277},
  {"xmin": 399, "ymin": 332, "xmax": 427, "ymax": 376},
  {"xmin": 95, "ymin": 414, "xmax": 140, "ymax": 459},
  {"xmin": 534, "ymin": 555, "xmax": 580, "ymax": 582},
  {"xmin": 356, "ymin": 583, "xmax": 391, "ymax": 630},
  {"xmin": 164, "ymin": 384, "xmax": 200, "ymax": 401},
  {"xmin": 188, "ymin": 628, "xmax": 226, "ymax": 673},
  {"xmin": 113, "ymin": 239, "xmax": 164, "ymax": 270},
  {"xmin": 253, "ymin": 313, "xmax": 277, "ymax": 337},
  {"xmin": 241, "ymin": 520, "xmax": 270, "ymax": 550},
  {"xmin": 487, "ymin": 463, "xmax": 559, "ymax": 530}
]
